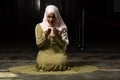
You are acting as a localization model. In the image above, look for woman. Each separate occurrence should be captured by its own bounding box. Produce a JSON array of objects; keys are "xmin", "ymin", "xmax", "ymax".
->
[{"xmin": 35, "ymin": 5, "xmax": 69, "ymax": 71}]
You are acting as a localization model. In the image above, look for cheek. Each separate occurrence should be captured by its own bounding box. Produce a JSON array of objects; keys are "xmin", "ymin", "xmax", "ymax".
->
[{"xmin": 47, "ymin": 18, "xmax": 51, "ymax": 23}]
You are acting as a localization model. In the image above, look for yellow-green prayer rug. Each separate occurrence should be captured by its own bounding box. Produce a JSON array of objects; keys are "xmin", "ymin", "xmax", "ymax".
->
[{"xmin": 8, "ymin": 64, "xmax": 99, "ymax": 75}]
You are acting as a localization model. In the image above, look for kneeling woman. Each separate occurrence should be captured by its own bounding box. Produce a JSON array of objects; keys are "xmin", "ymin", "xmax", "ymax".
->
[{"xmin": 35, "ymin": 5, "xmax": 69, "ymax": 71}]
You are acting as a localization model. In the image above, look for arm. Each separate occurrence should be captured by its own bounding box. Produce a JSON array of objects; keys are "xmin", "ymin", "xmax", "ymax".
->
[
  {"xmin": 53, "ymin": 28, "xmax": 69, "ymax": 49},
  {"xmin": 35, "ymin": 24, "xmax": 49, "ymax": 49}
]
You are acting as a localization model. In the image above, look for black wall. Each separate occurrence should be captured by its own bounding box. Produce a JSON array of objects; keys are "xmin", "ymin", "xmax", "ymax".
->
[
  {"xmin": 114, "ymin": 0, "xmax": 120, "ymax": 13},
  {"xmin": 0, "ymin": 0, "xmax": 63, "ymax": 42},
  {"xmin": 0, "ymin": 0, "xmax": 17, "ymax": 41},
  {"xmin": 0, "ymin": 0, "xmax": 120, "ymax": 48}
]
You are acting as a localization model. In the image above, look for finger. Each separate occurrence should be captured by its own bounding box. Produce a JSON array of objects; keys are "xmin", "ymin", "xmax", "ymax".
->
[{"xmin": 48, "ymin": 28, "xmax": 51, "ymax": 34}]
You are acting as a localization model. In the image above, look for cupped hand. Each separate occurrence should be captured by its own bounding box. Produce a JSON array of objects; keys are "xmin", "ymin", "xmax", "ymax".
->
[
  {"xmin": 45, "ymin": 28, "xmax": 51, "ymax": 38},
  {"xmin": 53, "ymin": 28, "xmax": 59, "ymax": 36}
]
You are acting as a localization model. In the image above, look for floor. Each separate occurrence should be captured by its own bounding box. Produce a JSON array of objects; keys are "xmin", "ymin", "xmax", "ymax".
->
[{"xmin": 0, "ymin": 41, "xmax": 120, "ymax": 80}]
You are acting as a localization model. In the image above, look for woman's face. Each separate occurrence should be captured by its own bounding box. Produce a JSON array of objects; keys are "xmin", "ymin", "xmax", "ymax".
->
[{"xmin": 47, "ymin": 13, "xmax": 56, "ymax": 26}]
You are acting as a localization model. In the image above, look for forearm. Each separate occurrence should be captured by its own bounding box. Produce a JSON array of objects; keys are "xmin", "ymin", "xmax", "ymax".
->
[
  {"xmin": 35, "ymin": 24, "xmax": 49, "ymax": 49},
  {"xmin": 36, "ymin": 37, "xmax": 48, "ymax": 48},
  {"xmin": 54, "ymin": 36, "xmax": 66, "ymax": 48}
]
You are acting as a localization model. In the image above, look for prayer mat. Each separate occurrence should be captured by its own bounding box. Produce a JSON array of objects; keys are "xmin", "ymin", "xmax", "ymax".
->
[{"xmin": 8, "ymin": 64, "xmax": 98, "ymax": 75}]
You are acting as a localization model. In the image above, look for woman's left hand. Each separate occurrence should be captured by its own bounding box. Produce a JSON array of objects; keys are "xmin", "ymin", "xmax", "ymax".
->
[{"xmin": 53, "ymin": 28, "xmax": 60, "ymax": 37}]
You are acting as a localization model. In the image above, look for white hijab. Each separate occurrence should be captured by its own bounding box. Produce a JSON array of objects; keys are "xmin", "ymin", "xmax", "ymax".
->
[{"xmin": 40, "ymin": 5, "xmax": 69, "ymax": 49}]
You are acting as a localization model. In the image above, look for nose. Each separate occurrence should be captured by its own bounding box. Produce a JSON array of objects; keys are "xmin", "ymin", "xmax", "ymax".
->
[
  {"xmin": 49, "ymin": 17, "xmax": 54, "ymax": 22},
  {"xmin": 50, "ymin": 17, "xmax": 53, "ymax": 21}
]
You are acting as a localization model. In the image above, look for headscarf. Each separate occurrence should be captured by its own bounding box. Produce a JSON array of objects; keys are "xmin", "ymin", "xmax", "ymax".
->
[{"xmin": 40, "ymin": 5, "xmax": 69, "ymax": 49}]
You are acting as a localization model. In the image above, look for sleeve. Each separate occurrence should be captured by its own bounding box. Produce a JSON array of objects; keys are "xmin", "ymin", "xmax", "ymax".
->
[
  {"xmin": 54, "ymin": 28, "xmax": 69, "ymax": 49},
  {"xmin": 35, "ymin": 24, "xmax": 48, "ymax": 48}
]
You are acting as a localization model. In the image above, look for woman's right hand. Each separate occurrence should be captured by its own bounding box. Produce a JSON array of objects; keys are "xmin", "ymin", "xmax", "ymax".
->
[{"xmin": 45, "ymin": 28, "xmax": 51, "ymax": 38}]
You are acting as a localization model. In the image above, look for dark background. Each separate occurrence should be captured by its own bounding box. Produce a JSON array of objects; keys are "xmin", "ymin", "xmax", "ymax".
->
[{"xmin": 0, "ymin": 0, "xmax": 120, "ymax": 49}]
